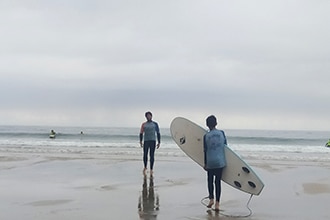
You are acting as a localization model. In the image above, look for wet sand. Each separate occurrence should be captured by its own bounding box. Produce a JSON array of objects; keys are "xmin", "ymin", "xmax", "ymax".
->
[{"xmin": 1, "ymin": 152, "xmax": 330, "ymax": 220}]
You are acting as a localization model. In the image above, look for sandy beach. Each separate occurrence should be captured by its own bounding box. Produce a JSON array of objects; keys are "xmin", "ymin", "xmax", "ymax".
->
[{"xmin": 1, "ymin": 151, "xmax": 330, "ymax": 220}]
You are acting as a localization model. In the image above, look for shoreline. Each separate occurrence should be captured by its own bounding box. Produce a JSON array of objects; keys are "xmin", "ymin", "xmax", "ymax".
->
[{"xmin": 1, "ymin": 151, "xmax": 330, "ymax": 219}]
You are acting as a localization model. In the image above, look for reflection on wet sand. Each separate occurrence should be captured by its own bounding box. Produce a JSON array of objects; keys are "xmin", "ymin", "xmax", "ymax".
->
[
  {"xmin": 206, "ymin": 209, "xmax": 221, "ymax": 220},
  {"xmin": 138, "ymin": 175, "xmax": 159, "ymax": 219}
]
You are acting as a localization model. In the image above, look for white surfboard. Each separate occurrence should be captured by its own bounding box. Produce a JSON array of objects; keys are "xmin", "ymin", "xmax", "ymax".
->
[{"xmin": 170, "ymin": 117, "xmax": 264, "ymax": 195}]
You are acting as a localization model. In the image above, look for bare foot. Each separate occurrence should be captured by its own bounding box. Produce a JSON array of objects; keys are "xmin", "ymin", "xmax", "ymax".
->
[
  {"xmin": 215, "ymin": 202, "xmax": 220, "ymax": 211},
  {"xmin": 207, "ymin": 199, "xmax": 214, "ymax": 208},
  {"xmin": 143, "ymin": 168, "xmax": 147, "ymax": 175},
  {"xmin": 150, "ymin": 170, "xmax": 153, "ymax": 176}
]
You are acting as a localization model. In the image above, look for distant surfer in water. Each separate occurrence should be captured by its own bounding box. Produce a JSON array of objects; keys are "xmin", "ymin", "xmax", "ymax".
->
[
  {"xmin": 139, "ymin": 111, "xmax": 161, "ymax": 175},
  {"xmin": 49, "ymin": 130, "xmax": 56, "ymax": 139},
  {"xmin": 203, "ymin": 115, "xmax": 227, "ymax": 211},
  {"xmin": 326, "ymin": 139, "xmax": 330, "ymax": 147}
]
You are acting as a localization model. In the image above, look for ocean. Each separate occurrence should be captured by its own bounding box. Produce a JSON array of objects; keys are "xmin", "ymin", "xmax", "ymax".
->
[{"xmin": 0, "ymin": 125, "xmax": 329, "ymax": 162}]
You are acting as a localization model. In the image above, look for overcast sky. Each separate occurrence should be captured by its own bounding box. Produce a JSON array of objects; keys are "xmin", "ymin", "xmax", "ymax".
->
[{"xmin": 0, "ymin": 0, "xmax": 329, "ymax": 130}]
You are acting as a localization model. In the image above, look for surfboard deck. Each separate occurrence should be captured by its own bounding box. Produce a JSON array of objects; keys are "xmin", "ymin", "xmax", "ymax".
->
[{"xmin": 170, "ymin": 117, "xmax": 264, "ymax": 195}]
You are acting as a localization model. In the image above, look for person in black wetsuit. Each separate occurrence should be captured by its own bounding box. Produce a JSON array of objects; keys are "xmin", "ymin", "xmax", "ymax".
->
[
  {"xmin": 139, "ymin": 111, "xmax": 161, "ymax": 175},
  {"xmin": 203, "ymin": 115, "xmax": 227, "ymax": 211}
]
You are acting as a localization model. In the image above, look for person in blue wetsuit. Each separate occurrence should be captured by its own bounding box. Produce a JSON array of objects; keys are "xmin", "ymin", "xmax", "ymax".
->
[
  {"xmin": 140, "ymin": 111, "xmax": 161, "ymax": 175},
  {"xmin": 203, "ymin": 115, "xmax": 227, "ymax": 211}
]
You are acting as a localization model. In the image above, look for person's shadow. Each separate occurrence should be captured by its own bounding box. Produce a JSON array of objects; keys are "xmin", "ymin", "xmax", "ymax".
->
[{"xmin": 138, "ymin": 175, "xmax": 160, "ymax": 219}]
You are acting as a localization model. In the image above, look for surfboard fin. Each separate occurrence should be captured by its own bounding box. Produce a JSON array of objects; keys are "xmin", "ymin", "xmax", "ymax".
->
[
  {"xmin": 234, "ymin": 181, "xmax": 242, "ymax": 188},
  {"xmin": 248, "ymin": 181, "xmax": 256, "ymax": 188},
  {"xmin": 242, "ymin": 167, "xmax": 250, "ymax": 173}
]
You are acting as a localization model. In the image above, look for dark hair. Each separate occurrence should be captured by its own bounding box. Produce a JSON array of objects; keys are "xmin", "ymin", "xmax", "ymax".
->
[
  {"xmin": 145, "ymin": 111, "xmax": 152, "ymax": 117},
  {"xmin": 206, "ymin": 115, "xmax": 217, "ymax": 128}
]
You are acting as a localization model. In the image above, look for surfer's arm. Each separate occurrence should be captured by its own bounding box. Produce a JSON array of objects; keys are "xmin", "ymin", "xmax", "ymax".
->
[
  {"xmin": 154, "ymin": 122, "xmax": 161, "ymax": 143},
  {"xmin": 139, "ymin": 123, "xmax": 145, "ymax": 146},
  {"xmin": 203, "ymin": 135, "xmax": 207, "ymax": 169},
  {"xmin": 156, "ymin": 134, "xmax": 161, "ymax": 149},
  {"xmin": 155, "ymin": 122, "xmax": 161, "ymax": 148},
  {"xmin": 139, "ymin": 133, "xmax": 143, "ymax": 147},
  {"xmin": 221, "ymin": 130, "xmax": 227, "ymax": 145},
  {"xmin": 157, "ymin": 132, "xmax": 161, "ymax": 143},
  {"xmin": 140, "ymin": 123, "xmax": 145, "ymax": 135}
]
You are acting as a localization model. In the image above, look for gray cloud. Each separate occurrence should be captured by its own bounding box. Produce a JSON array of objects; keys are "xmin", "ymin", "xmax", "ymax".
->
[{"xmin": 0, "ymin": 0, "xmax": 329, "ymax": 130}]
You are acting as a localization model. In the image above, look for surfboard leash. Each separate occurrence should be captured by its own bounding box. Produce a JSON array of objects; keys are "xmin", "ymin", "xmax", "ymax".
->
[{"xmin": 200, "ymin": 194, "xmax": 253, "ymax": 218}]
